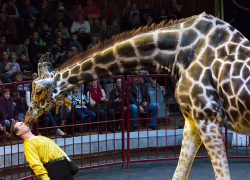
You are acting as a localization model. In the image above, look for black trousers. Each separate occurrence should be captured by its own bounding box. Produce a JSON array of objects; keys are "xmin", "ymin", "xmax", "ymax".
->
[{"xmin": 44, "ymin": 159, "xmax": 74, "ymax": 180}]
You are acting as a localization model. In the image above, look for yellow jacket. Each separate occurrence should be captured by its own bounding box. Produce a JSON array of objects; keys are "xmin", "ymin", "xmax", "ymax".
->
[
  {"xmin": 55, "ymin": 97, "xmax": 72, "ymax": 113},
  {"xmin": 23, "ymin": 136, "xmax": 67, "ymax": 180}
]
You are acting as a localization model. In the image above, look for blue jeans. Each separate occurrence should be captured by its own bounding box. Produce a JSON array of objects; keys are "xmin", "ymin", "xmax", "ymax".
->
[
  {"xmin": 130, "ymin": 103, "xmax": 158, "ymax": 127},
  {"xmin": 76, "ymin": 108, "xmax": 96, "ymax": 123},
  {"xmin": 39, "ymin": 111, "xmax": 56, "ymax": 127}
]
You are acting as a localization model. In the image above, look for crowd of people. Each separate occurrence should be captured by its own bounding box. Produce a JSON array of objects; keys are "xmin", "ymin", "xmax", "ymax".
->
[{"xmin": 0, "ymin": 0, "xmax": 181, "ymax": 139}]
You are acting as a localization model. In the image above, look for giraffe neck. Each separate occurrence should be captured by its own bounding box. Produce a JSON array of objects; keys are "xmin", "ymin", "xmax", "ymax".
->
[{"xmin": 56, "ymin": 13, "xmax": 226, "ymax": 92}]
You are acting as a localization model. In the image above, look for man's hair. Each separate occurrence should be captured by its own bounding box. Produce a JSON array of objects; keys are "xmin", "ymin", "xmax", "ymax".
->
[
  {"xmin": 1, "ymin": 87, "xmax": 10, "ymax": 94},
  {"xmin": 10, "ymin": 121, "xmax": 22, "ymax": 140}
]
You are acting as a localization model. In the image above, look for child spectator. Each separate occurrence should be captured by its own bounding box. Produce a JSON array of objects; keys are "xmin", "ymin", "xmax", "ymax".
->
[
  {"xmin": 107, "ymin": 19, "xmax": 120, "ymax": 39},
  {"xmin": 55, "ymin": 21, "xmax": 70, "ymax": 39},
  {"xmin": 100, "ymin": 19, "xmax": 108, "ymax": 41},
  {"xmin": 40, "ymin": 22, "xmax": 53, "ymax": 44},
  {"xmin": 12, "ymin": 71, "xmax": 30, "ymax": 92},
  {"xmin": 129, "ymin": 3, "xmax": 139, "ymax": 20},
  {"xmin": 0, "ymin": 88, "xmax": 15, "ymax": 133},
  {"xmin": 68, "ymin": 32, "xmax": 83, "ymax": 53},
  {"xmin": 17, "ymin": 37, "xmax": 30, "ymax": 59},
  {"xmin": 83, "ymin": 0, "xmax": 101, "ymax": 26},
  {"xmin": 5, "ymin": 52, "xmax": 20, "ymax": 76},
  {"xmin": 67, "ymin": 86, "xmax": 96, "ymax": 125},
  {"xmin": 156, "ymin": 8, "xmax": 168, "ymax": 23},
  {"xmin": 31, "ymin": 71, "xmax": 38, "ymax": 80},
  {"xmin": 126, "ymin": 12, "xmax": 141, "ymax": 31},
  {"xmin": 55, "ymin": 97, "xmax": 72, "ymax": 126},
  {"xmin": 139, "ymin": 2, "xmax": 155, "ymax": 25},
  {"xmin": 99, "ymin": 0, "xmax": 116, "ymax": 25},
  {"xmin": 17, "ymin": 52, "xmax": 33, "ymax": 79},
  {"xmin": 87, "ymin": 35, "xmax": 100, "ymax": 50},
  {"xmin": 0, "ymin": 35, "xmax": 9, "ymax": 52},
  {"xmin": 53, "ymin": 37, "xmax": 66, "ymax": 66},
  {"xmin": 12, "ymin": 90, "xmax": 26, "ymax": 122}
]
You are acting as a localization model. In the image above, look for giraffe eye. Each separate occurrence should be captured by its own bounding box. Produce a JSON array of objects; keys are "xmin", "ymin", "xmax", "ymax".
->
[{"xmin": 36, "ymin": 90, "xmax": 42, "ymax": 95}]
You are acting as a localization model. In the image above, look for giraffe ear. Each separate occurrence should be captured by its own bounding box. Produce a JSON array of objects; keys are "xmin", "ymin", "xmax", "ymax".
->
[{"xmin": 34, "ymin": 78, "xmax": 54, "ymax": 88}]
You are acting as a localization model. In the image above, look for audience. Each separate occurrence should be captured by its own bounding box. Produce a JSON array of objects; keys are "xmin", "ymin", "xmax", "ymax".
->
[{"xmin": 0, "ymin": 0, "xmax": 181, "ymax": 139}]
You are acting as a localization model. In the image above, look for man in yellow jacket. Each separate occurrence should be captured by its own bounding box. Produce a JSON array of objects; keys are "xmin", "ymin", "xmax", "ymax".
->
[{"xmin": 10, "ymin": 121, "xmax": 76, "ymax": 180}]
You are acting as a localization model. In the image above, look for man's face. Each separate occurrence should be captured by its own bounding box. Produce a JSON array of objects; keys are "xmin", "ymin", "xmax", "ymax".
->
[
  {"xmin": 151, "ymin": 80, "xmax": 157, "ymax": 89},
  {"xmin": 132, "ymin": 77, "xmax": 140, "ymax": 85},
  {"xmin": 71, "ymin": 46, "xmax": 78, "ymax": 55},
  {"xmin": 0, "ymin": 37, "xmax": 6, "ymax": 44},
  {"xmin": 14, "ymin": 122, "xmax": 30, "ymax": 137},
  {"xmin": 73, "ymin": 86, "xmax": 79, "ymax": 93},
  {"xmin": 116, "ymin": 78, "xmax": 121, "ymax": 88},
  {"xmin": 0, "ymin": 13, "xmax": 6, "ymax": 22},
  {"xmin": 3, "ymin": 92, "xmax": 10, "ymax": 99},
  {"xmin": 56, "ymin": 32, "xmax": 63, "ymax": 38},
  {"xmin": 32, "ymin": 32, "xmax": 39, "ymax": 40}
]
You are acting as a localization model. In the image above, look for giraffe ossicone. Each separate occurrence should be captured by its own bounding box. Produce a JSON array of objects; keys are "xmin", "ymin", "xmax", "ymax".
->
[{"xmin": 25, "ymin": 12, "xmax": 250, "ymax": 179}]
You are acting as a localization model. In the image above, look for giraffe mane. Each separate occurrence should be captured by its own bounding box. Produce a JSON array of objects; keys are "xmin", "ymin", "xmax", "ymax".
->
[{"xmin": 56, "ymin": 13, "xmax": 204, "ymax": 71}]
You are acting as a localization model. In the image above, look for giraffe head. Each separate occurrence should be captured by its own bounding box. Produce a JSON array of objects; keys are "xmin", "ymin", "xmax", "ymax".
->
[{"xmin": 24, "ymin": 60, "xmax": 62, "ymax": 125}]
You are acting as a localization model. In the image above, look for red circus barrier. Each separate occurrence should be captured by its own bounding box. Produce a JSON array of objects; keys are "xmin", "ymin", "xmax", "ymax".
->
[{"xmin": 0, "ymin": 74, "xmax": 249, "ymax": 180}]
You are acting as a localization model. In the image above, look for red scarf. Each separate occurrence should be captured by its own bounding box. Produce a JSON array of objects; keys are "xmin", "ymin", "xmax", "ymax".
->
[{"xmin": 89, "ymin": 88, "xmax": 103, "ymax": 102}]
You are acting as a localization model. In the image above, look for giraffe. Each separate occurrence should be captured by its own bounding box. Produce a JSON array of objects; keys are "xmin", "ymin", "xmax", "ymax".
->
[{"xmin": 24, "ymin": 12, "xmax": 250, "ymax": 179}]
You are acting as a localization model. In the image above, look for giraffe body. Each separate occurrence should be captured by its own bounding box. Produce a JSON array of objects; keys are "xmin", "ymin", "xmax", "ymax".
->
[{"xmin": 25, "ymin": 13, "xmax": 250, "ymax": 179}]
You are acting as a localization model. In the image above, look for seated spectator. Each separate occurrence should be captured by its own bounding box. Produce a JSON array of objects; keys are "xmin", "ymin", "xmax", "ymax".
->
[
  {"xmin": 107, "ymin": 19, "xmax": 120, "ymax": 39},
  {"xmin": 108, "ymin": 78, "xmax": 126, "ymax": 131},
  {"xmin": 0, "ymin": 51, "xmax": 16, "ymax": 83},
  {"xmin": 126, "ymin": 12, "xmax": 141, "ymax": 31},
  {"xmin": 100, "ymin": 18, "xmax": 108, "ymax": 41},
  {"xmin": 52, "ymin": 37, "xmax": 66, "ymax": 66},
  {"xmin": 87, "ymin": 80, "xmax": 114, "ymax": 134},
  {"xmin": 55, "ymin": 21, "xmax": 70, "ymax": 39},
  {"xmin": 54, "ymin": 1, "xmax": 70, "ymax": 25},
  {"xmin": 87, "ymin": 35, "xmax": 100, "ymax": 50},
  {"xmin": 16, "ymin": 37, "xmax": 30, "ymax": 59},
  {"xmin": 0, "ymin": 88, "xmax": 15, "ymax": 133},
  {"xmin": 19, "ymin": 0, "xmax": 39, "ymax": 20},
  {"xmin": 31, "ymin": 71, "xmax": 38, "ymax": 80},
  {"xmin": 121, "ymin": 0, "xmax": 131, "ymax": 31},
  {"xmin": 28, "ymin": 31, "xmax": 46, "ymax": 69},
  {"xmin": 156, "ymin": 8, "xmax": 168, "ymax": 23},
  {"xmin": 146, "ymin": 14, "xmax": 155, "ymax": 27},
  {"xmin": 129, "ymin": 3, "xmax": 139, "ymax": 20},
  {"xmin": 2, "ymin": 0, "xmax": 24, "ymax": 36},
  {"xmin": 71, "ymin": 13, "xmax": 91, "ymax": 49},
  {"xmin": 17, "ymin": 52, "xmax": 33, "ymax": 79},
  {"xmin": 0, "ymin": 11, "xmax": 20, "ymax": 44},
  {"xmin": 90, "ymin": 19, "xmax": 102, "ymax": 41},
  {"xmin": 70, "ymin": 13, "xmax": 90, "ymax": 35},
  {"xmin": 0, "ymin": 34, "xmax": 9, "ymax": 53},
  {"xmin": 139, "ymin": 2, "xmax": 155, "ymax": 25},
  {"xmin": 68, "ymin": 32, "xmax": 83, "ymax": 53},
  {"xmin": 60, "ymin": 44, "xmax": 79, "ymax": 64},
  {"xmin": 54, "ymin": 97, "xmax": 72, "ymax": 125},
  {"xmin": 22, "ymin": 19, "xmax": 37, "ymax": 39},
  {"xmin": 83, "ymin": 0, "xmax": 101, "ymax": 26},
  {"xmin": 67, "ymin": 86, "xmax": 96, "ymax": 132},
  {"xmin": 40, "ymin": 22, "xmax": 53, "ymax": 44},
  {"xmin": 54, "ymin": 30, "xmax": 68, "ymax": 49},
  {"xmin": 12, "ymin": 90, "xmax": 27, "ymax": 122},
  {"xmin": 5, "ymin": 52, "xmax": 21, "ymax": 74},
  {"xmin": 129, "ymin": 73, "xmax": 158, "ymax": 131},
  {"xmin": 74, "ymin": 3, "xmax": 86, "ymax": 22},
  {"xmin": 168, "ymin": 0, "xmax": 183, "ymax": 20},
  {"xmin": 99, "ymin": 0, "xmax": 116, "ymax": 25},
  {"xmin": 12, "ymin": 71, "xmax": 30, "ymax": 91},
  {"xmin": 38, "ymin": 0, "xmax": 55, "ymax": 30}
]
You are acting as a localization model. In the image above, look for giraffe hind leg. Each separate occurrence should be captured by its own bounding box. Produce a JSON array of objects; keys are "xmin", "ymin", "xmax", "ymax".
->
[
  {"xmin": 172, "ymin": 116, "xmax": 202, "ymax": 180},
  {"xmin": 194, "ymin": 118, "xmax": 230, "ymax": 180}
]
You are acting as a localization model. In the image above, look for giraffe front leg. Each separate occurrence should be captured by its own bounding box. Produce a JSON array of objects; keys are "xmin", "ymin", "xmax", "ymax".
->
[
  {"xmin": 194, "ymin": 119, "xmax": 230, "ymax": 180},
  {"xmin": 172, "ymin": 118, "xmax": 202, "ymax": 180}
]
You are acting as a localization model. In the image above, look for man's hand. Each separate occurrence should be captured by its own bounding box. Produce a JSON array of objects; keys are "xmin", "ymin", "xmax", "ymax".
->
[
  {"xmin": 139, "ymin": 105, "xmax": 144, "ymax": 113},
  {"xmin": 142, "ymin": 102, "xmax": 147, "ymax": 107}
]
